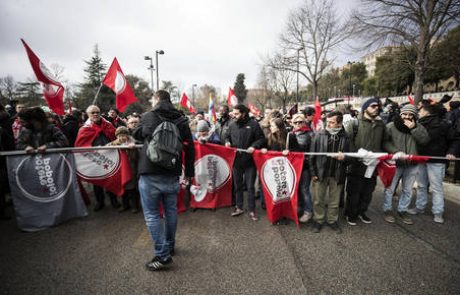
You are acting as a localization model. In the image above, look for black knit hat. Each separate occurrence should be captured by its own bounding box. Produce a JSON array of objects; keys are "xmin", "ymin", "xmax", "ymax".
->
[{"xmin": 361, "ymin": 97, "xmax": 379, "ymax": 112}]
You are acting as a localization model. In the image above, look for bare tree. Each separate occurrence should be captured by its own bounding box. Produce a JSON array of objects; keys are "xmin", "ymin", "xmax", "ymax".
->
[
  {"xmin": 0, "ymin": 75, "xmax": 18, "ymax": 103},
  {"xmin": 267, "ymin": 0, "xmax": 352, "ymax": 100},
  {"xmin": 267, "ymin": 62, "xmax": 294, "ymax": 112},
  {"xmin": 352, "ymin": 0, "xmax": 460, "ymax": 103}
]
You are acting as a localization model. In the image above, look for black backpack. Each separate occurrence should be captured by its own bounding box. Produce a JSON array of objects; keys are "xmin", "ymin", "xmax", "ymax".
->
[{"xmin": 146, "ymin": 114, "xmax": 187, "ymax": 170}]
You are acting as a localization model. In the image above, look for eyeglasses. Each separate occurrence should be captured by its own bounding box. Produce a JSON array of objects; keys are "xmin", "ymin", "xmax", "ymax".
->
[
  {"xmin": 369, "ymin": 104, "xmax": 379, "ymax": 109},
  {"xmin": 293, "ymin": 121, "xmax": 304, "ymax": 124},
  {"xmin": 90, "ymin": 111, "xmax": 100, "ymax": 114}
]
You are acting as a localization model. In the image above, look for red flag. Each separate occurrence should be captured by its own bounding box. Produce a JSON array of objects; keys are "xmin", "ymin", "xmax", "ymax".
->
[
  {"xmin": 408, "ymin": 95, "xmax": 415, "ymax": 105},
  {"xmin": 21, "ymin": 39, "xmax": 65, "ymax": 115},
  {"xmin": 377, "ymin": 154, "xmax": 430, "ymax": 187},
  {"xmin": 313, "ymin": 96, "xmax": 322, "ymax": 129},
  {"xmin": 227, "ymin": 87, "xmax": 238, "ymax": 107},
  {"xmin": 248, "ymin": 103, "xmax": 261, "ymax": 117},
  {"xmin": 74, "ymin": 119, "xmax": 131, "ymax": 197},
  {"xmin": 180, "ymin": 93, "xmax": 196, "ymax": 113},
  {"xmin": 102, "ymin": 58, "xmax": 138, "ymax": 113},
  {"xmin": 253, "ymin": 150, "xmax": 304, "ymax": 225},
  {"xmin": 190, "ymin": 142, "xmax": 236, "ymax": 209}
]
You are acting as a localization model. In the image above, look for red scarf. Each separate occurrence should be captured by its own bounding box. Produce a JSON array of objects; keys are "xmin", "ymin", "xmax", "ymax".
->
[{"xmin": 75, "ymin": 118, "xmax": 116, "ymax": 147}]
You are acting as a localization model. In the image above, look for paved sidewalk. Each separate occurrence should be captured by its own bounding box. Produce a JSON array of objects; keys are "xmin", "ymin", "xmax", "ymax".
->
[{"xmin": 0, "ymin": 182, "xmax": 459, "ymax": 294}]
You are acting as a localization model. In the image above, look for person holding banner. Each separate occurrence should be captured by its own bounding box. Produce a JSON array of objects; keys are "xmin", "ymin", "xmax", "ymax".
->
[
  {"xmin": 0, "ymin": 103, "xmax": 14, "ymax": 220},
  {"xmin": 381, "ymin": 104, "xmax": 429, "ymax": 225},
  {"xmin": 16, "ymin": 107, "xmax": 69, "ymax": 153},
  {"xmin": 225, "ymin": 104, "xmax": 266, "ymax": 221},
  {"xmin": 288, "ymin": 113, "xmax": 314, "ymax": 224},
  {"xmin": 309, "ymin": 111, "xmax": 351, "ymax": 233},
  {"xmin": 133, "ymin": 90, "xmax": 195, "ymax": 271},
  {"xmin": 75, "ymin": 105, "xmax": 119, "ymax": 211}
]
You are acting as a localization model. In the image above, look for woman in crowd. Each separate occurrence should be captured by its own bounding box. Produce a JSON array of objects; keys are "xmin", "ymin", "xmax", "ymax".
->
[
  {"xmin": 288, "ymin": 113, "xmax": 314, "ymax": 223},
  {"xmin": 16, "ymin": 107, "xmax": 69, "ymax": 152}
]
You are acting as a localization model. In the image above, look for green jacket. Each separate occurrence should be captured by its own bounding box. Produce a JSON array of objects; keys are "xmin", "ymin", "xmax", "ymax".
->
[
  {"xmin": 345, "ymin": 114, "xmax": 386, "ymax": 153},
  {"xmin": 345, "ymin": 114, "xmax": 386, "ymax": 176},
  {"xmin": 383, "ymin": 120, "xmax": 430, "ymax": 166}
]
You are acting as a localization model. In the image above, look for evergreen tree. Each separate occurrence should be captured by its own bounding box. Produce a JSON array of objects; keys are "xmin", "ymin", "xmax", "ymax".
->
[
  {"xmin": 233, "ymin": 73, "xmax": 247, "ymax": 104},
  {"xmin": 77, "ymin": 44, "xmax": 112, "ymax": 111}
]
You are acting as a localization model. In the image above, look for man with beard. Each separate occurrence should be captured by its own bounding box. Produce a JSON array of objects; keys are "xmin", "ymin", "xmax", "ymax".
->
[
  {"xmin": 225, "ymin": 104, "xmax": 266, "ymax": 221},
  {"xmin": 215, "ymin": 105, "xmax": 232, "ymax": 145},
  {"xmin": 344, "ymin": 98, "xmax": 386, "ymax": 226},
  {"xmin": 381, "ymin": 104, "xmax": 429, "ymax": 225},
  {"xmin": 408, "ymin": 103, "xmax": 459, "ymax": 224}
]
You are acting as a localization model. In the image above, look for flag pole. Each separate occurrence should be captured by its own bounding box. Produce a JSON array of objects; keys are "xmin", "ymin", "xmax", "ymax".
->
[{"xmin": 91, "ymin": 83, "xmax": 103, "ymax": 105}]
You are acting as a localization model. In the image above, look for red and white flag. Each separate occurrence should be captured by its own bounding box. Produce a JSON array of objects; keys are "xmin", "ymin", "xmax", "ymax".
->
[
  {"xmin": 21, "ymin": 39, "xmax": 65, "ymax": 115},
  {"xmin": 248, "ymin": 103, "xmax": 261, "ymax": 117},
  {"xmin": 102, "ymin": 58, "xmax": 138, "ymax": 113},
  {"xmin": 74, "ymin": 119, "xmax": 132, "ymax": 197},
  {"xmin": 253, "ymin": 150, "xmax": 305, "ymax": 225},
  {"xmin": 190, "ymin": 142, "xmax": 236, "ymax": 209},
  {"xmin": 180, "ymin": 93, "xmax": 196, "ymax": 114},
  {"xmin": 227, "ymin": 87, "xmax": 238, "ymax": 107}
]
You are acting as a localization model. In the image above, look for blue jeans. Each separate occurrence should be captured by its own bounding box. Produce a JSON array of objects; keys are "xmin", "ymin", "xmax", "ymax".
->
[
  {"xmin": 139, "ymin": 174, "xmax": 180, "ymax": 260},
  {"xmin": 298, "ymin": 169, "xmax": 313, "ymax": 213},
  {"xmin": 383, "ymin": 165, "xmax": 419, "ymax": 212},
  {"xmin": 415, "ymin": 163, "xmax": 446, "ymax": 215}
]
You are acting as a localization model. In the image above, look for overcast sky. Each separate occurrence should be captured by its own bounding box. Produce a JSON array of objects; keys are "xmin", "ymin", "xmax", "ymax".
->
[{"xmin": 0, "ymin": 0, "xmax": 360, "ymax": 96}]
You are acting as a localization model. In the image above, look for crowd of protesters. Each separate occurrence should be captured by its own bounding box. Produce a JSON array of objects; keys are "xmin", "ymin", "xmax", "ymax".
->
[{"xmin": 1, "ymin": 91, "xmax": 460, "ymax": 269}]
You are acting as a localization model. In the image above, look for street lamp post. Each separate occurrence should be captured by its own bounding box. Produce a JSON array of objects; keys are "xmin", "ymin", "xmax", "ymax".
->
[
  {"xmin": 192, "ymin": 84, "xmax": 197, "ymax": 107},
  {"xmin": 353, "ymin": 84, "xmax": 356, "ymax": 97},
  {"xmin": 144, "ymin": 56, "xmax": 154, "ymax": 93},
  {"xmin": 296, "ymin": 47, "xmax": 304, "ymax": 104},
  {"xmin": 155, "ymin": 50, "xmax": 165, "ymax": 91}
]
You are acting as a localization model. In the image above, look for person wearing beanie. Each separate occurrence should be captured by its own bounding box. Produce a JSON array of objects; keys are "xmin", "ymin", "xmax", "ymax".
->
[
  {"xmin": 344, "ymin": 97, "xmax": 386, "ymax": 226},
  {"xmin": 193, "ymin": 119, "xmax": 220, "ymax": 144},
  {"xmin": 381, "ymin": 104, "xmax": 429, "ymax": 225}
]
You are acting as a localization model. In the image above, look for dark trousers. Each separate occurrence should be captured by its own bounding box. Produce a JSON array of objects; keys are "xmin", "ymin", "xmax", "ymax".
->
[
  {"xmin": 345, "ymin": 174, "xmax": 377, "ymax": 219},
  {"xmin": 233, "ymin": 165, "xmax": 257, "ymax": 212},
  {"xmin": 94, "ymin": 185, "xmax": 118, "ymax": 206}
]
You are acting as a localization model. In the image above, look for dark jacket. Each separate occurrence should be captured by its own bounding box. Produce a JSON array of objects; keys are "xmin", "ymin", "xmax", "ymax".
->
[
  {"xmin": 288, "ymin": 127, "xmax": 313, "ymax": 170},
  {"xmin": 417, "ymin": 115, "xmax": 460, "ymax": 163},
  {"xmin": 215, "ymin": 116, "xmax": 232, "ymax": 145},
  {"xmin": 61, "ymin": 116, "xmax": 80, "ymax": 147},
  {"xmin": 133, "ymin": 100, "xmax": 195, "ymax": 178},
  {"xmin": 16, "ymin": 124, "xmax": 69, "ymax": 150},
  {"xmin": 225, "ymin": 116, "xmax": 266, "ymax": 168},
  {"xmin": 309, "ymin": 128, "xmax": 351, "ymax": 184}
]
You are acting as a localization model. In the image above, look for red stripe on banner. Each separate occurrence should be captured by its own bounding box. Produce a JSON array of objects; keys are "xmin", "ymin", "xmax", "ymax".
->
[{"xmin": 253, "ymin": 150, "xmax": 304, "ymax": 225}]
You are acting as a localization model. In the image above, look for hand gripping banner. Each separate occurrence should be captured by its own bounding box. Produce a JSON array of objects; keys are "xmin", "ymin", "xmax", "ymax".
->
[
  {"xmin": 190, "ymin": 142, "xmax": 236, "ymax": 209},
  {"xmin": 7, "ymin": 153, "xmax": 88, "ymax": 232},
  {"xmin": 253, "ymin": 150, "xmax": 304, "ymax": 225}
]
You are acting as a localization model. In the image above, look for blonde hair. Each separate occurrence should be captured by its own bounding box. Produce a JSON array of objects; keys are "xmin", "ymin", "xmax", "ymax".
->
[{"xmin": 292, "ymin": 113, "xmax": 306, "ymax": 123}]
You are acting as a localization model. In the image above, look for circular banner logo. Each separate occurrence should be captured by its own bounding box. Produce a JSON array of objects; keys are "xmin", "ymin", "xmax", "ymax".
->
[
  {"xmin": 192, "ymin": 154, "xmax": 231, "ymax": 202},
  {"xmin": 114, "ymin": 71, "xmax": 126, "ymax": 94},
  {"xmin": 15, "ymin": 154, "xmax": 72, "ymax": 203},
  {"xmin": 261, "ymin": 156, "xmax": 296, "ymax": 204},
  {"xmin": 74, "ymin": 149, "xmax": 120, "ymax": 180}
]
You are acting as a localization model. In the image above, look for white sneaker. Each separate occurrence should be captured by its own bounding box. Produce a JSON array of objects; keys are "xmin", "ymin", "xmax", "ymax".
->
[
  {"xmin": 433, "ymin": 214, "xmax": 444, "ymax": 224},
  {"xmin": 299, "ymin": 211, "xmax": 312, "ymax": 223},
  {"xmin": 407, "ymin": 207, "xmax": 425, "ymax": 215}
]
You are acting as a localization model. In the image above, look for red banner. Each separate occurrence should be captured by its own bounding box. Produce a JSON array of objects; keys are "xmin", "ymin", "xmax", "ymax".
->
[
  {"xmin": 253, "ymin": 150, "xmax": 304, "ymax": 225},
  {"xmin": 190, "ymin": 142, "xmax": 236, "ymax": 209}
]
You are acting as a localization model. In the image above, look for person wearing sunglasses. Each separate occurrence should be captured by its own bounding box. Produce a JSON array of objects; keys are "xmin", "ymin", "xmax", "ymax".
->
[
  {"xmin": 287, "ymin": 113, "xmax": 314, "ymax": 224},
  {"xmin": 344, "ymin": 97, "xmax": 386, "ymax": 226}
]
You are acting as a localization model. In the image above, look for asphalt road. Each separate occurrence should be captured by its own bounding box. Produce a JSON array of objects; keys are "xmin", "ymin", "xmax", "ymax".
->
[{"xmin": 1, "ymin": 183, "xmax": 459, "ymax": 295}]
